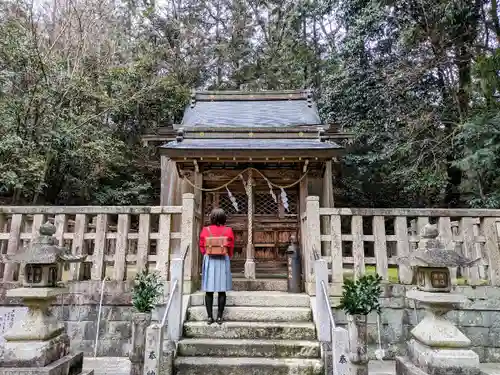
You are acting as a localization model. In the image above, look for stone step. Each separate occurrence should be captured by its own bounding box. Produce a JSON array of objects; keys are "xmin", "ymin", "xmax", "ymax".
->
[
  {"xmin": 187, "ymin": 306, "xmax": 312, "ymax": 322},
  {"xmin": 177, "ymin": 338, "xmax": 320, "ymax": 358},
  {"xmin": 174, "ymin": 356, "xmax": 323, "ymax": 375},
  {"xmin": 183, "ymin": 321, "xmax": 317, "ymax": 340},
  {"xmin": 83, "ymin": 357, "xmax": 131, "ymax": 375},
  {"xmin": 481, "ymin": 364, "xmax": 500, "ymax": 375},
  {"xmin": 190, "ymin": 291, "xmax": 310, "ymax": 307},
  {"xmin": 232, "ymin": 278, "xmax": 288, "ymax": 292}
]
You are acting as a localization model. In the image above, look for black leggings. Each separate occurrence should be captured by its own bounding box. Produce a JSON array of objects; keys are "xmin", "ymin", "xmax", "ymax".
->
[{"xmin": 205, "ymin": 292, "xmax": 226, "ymax": 319}]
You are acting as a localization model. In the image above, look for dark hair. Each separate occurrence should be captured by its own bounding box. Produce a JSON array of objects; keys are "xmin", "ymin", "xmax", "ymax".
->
[{"xmin": 209, "ymin": 208, "xmax": 227, "ymax": 226}]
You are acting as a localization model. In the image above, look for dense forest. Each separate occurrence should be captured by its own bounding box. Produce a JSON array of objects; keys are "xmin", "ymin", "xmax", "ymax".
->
[{"xmin": 0, "ymin": 0, "xmax": 499, "ymax": 208}]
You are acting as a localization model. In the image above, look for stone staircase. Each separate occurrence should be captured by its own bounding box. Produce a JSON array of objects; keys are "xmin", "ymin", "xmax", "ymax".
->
[{"xmin": 173, "ymin": 289, "xmax": 323, "ymax": 375}]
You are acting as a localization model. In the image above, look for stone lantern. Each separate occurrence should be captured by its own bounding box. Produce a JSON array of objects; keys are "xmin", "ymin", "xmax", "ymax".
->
[
  {"xmin": 395, "ymin": 223, "xmax": 481, "ymax": 375},
  {"xmin": 0, "ymin": 222, "xmax": 92, "ymax": 375},
  {"xmin": 399, "ymin": 224, "xmax": 479, "ymax": 293},
  {"xmin": 6, "ymin": 222, "xmax": 86, "ymax": 288}
]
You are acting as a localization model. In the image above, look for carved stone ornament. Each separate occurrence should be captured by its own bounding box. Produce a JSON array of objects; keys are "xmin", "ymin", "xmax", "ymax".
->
[
  {"xmin": 2, "ymin": 222, "xmax": 86, "ymax": 288},
  {"xmin": 397, "ymin": 223, "xmax": 480, "ymax": 292}
]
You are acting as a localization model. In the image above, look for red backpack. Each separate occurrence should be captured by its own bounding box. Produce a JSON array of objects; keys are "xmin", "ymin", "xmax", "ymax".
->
[{"xmin": 205, "ymin": 226, "xmax": 230, "ymax": 256}]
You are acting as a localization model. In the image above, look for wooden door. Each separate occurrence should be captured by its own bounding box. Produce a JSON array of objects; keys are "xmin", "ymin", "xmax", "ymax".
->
[{"xmin": 203, "ymin": 188, "xmax": 299, "ymax": 277}]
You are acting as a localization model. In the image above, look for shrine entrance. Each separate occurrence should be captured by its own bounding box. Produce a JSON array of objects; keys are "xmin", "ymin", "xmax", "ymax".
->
[
  {"xmin": 150, "ymin": 90, "xmax": 347, "ymax": 286},
  {"xmin": 203, "ymin": 185, "xmax": 299, "ymax": 278}
]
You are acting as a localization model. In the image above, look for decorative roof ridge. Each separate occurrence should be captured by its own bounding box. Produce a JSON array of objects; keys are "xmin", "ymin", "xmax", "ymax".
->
[
  {"xmin": 174, "ymin": 124, "xmax": 325, "ymax": 131},
  {"xmin": 191, "ymin": 89, "xmax": 314, "ymax": 102}
]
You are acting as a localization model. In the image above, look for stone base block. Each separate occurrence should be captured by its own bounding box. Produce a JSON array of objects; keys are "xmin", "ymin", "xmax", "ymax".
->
[
  {"xmin": 349, "ymin": 363, "xmax": 369, "ymax": 375},
  {"xmin": 407, "ymin": 339, "xmax": 480, "ymax": 375},
  {"xmin": 1, "ymin": 333, "xmax": 70, "ymax": 367},
  {"xmin": 244, "ymin": 259, "xmax": 256, "ymax": 280},
  {"xmin": 396, "ymin": 356, "xmax": 428, "ymax": 375},
  {"xmin": 396, "ymin": 356, "xmax": 480, "ymax": 375},
  {"xmin": 0, "ymin": 352, "xmax": 89, "ymax": 375},
  {"xmin": 396, "ymin": 339, "xmax": 481, "ymax": 375}
]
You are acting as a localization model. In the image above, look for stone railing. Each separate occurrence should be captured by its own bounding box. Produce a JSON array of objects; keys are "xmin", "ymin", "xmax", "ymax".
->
[
  {"xmin": 0, "ymin": 193, "xmax": 198, "ymax": 284},
  {"xmin": 139, "ymin": 245, "xmax": 188, "ymax": 375},
  {"xmin": 304, "ymin": 196, "xmax": 500, "ymax": 294},
  {"xmin": 313, "ymin": 248, "xmax": 350, "ymax": 375}
]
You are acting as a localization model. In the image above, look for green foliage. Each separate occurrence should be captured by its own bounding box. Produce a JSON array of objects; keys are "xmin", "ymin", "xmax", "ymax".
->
[
  {"xmin": 339, "ymin": 274, "xmax": 382, "ymax": 316},
  {"xmin": 132, "ymin": 270, "xmax": 164, "ymax": 313},
  {"xmin": 0, "ymin": 0, "xmax": 498, "ymax": 209},
  {"xmin": 0, "ymin": 1, "xmax": 189, "ymax": 205},
  {"xmin": 320, "ymin": 0, "xmax": 498, "ymax": 208}
]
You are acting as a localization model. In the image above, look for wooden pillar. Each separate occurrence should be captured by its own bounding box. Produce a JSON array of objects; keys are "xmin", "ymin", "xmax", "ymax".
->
[
  {"xmin": 160, "ymin": 155, "xmax": 177, "ymax": 206},
  {"xmin": 193, "ymin": 171, "xmax": 202, "ymax": 210},
  {"xmin": 244, "ymin": 170, "xmax": 256, "ymax": 279},
  {"xmin": 299, "ymin": 174, "xmax": 308, "ymax": 288},
  {"xmin": 321, "ymin": 160, "xmax": 335, "ymax": 283},
  {"xmin": 192, "ymin": 171, "xmax": 203, "ymax": 289},
  {"xmin": 322, "ymin": 160, "xmax": 334, "ymax": 208},
  {"xmin": 160, "ymin": 155, "xmax": 193, "ymax": 289}
]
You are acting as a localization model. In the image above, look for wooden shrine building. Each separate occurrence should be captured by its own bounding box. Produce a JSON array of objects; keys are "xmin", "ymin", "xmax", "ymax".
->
[{"xmin": 144, "ymin": 90, "xmax": 349, "ymax": 287}]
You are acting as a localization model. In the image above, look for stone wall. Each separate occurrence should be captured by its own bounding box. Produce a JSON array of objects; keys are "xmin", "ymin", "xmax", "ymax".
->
[
  {"xmin": 1, "ymin": 282, "xmax": 500, "ymax": 360},
  {"xmin": 0, "ymin": 281, "xmax": 171, "ymax": 357},
  {"xmin": 330, "ymin": 285, "xmax": 500, "ymax": 363}
]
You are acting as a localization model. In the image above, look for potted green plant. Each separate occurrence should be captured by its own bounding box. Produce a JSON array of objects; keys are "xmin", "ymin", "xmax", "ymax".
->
[
  {"xmin": 339, "ymin": 274, "xmax": 382, "ymax": 369},
  {"xmin": 132, "ymin": 269, "xmax": 164, "ymax": 314},
  {"xmin": 130, "ymin": 270, "xmax": 163, "ymax": 375}
]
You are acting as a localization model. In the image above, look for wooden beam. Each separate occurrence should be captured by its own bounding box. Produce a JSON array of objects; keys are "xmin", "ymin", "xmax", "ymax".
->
[
  {"xmin": 183, "ymin": 132, "xmax": 321, "ymax": 139},
  {"xmin": 163, "ymin": 152, "xmax": 339, "ymax": 161}
]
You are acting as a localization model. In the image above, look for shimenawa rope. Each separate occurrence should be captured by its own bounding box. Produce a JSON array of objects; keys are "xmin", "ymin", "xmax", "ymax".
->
[{"xmin": 181, "ymin": 167, "xmax": 309, "ymax": 192}]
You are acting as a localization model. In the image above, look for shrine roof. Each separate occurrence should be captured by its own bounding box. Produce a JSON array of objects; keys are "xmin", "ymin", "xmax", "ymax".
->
[
  {"xmin": 160, "ymin": 138, "xmax": 340, "ymax": 159},
  {"xmin": 163, "ymin": 138, "xmax": 340, "ymax": 150},
  {"xmin": 179, "ymin": 90, "xmax": 323, "ymax": 129}
]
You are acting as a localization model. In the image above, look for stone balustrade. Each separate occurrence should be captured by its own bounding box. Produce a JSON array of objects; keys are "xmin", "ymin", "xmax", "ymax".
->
[
  {"xmin": 302, "ymin": 196, "xmax": 500, "ymax": 295},
  {"xmin": 1, "ymin": 196, "xmax": 500, "ymax": 360},
  {"xmin": 0, "ymin": 194, "xmax": 200, "ymax": 286}
]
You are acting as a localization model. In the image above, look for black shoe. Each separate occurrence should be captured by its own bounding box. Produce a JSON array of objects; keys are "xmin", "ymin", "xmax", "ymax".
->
[
  {"xmin": 216, "ymin": 317, "xmax": 223, "ymax": 325},
  {"xmin": 207, "ymin": 318, "xmax": 215, "ymax": 325}
]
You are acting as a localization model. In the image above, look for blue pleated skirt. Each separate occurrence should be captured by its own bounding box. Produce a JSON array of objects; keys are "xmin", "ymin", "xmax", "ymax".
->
[{"xmin": 201, "ymin": 254, "xmax": 232, "ymax": 292}]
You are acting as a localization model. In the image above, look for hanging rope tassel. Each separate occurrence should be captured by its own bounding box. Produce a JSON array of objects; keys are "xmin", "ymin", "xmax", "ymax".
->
[
  {"xmin": 267, "ymin": 180, "xmax": 277, "ymax": 203},
  {"xmin": 226, "ymin": 186, "xmax": 239, "ymax": 212},
  {"xmin": 280, "ymin": 188, "xmax": 289, "ymax": 212},
  {"xmin": 182, "ymin": 166, "xmax": 309, "ymax": 192}
]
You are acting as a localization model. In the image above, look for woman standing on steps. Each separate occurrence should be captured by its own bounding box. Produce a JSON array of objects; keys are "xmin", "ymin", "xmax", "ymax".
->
[{"xmin": 199, "ymin": 208, "xmax": 234, "ymax": 325}]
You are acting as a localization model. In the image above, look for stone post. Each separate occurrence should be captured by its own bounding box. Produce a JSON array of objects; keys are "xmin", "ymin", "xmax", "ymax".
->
[
  {"xmin": 129, "ymin": 313, "xmax": 151, "ymax": 375},
  {"xmin": 484, "ymin": 218, "xmax": 500, "ymax": 286},
  {"xmin": 347, "ymin": 314, "xmax": 369, "ymax": 375},
  {"xmin": 314, "ymin": 256, "xmax": 330, "ymax": 343},
  {"xmin": 143, "ymin": 323, "xmax": 172, "ymax": 375},
  {"xmin": 180, "ymin": 193, "xmax": 196, "ymax": 293},
  {"xmin": 305, "ymin": 196, "xmax": 320, "ymax": 295},
  {"xmin": 314, "ymin": 253, "xmax": 350, "ymax": 375},
  {"xmin": 167, "ymin": 256, "xmax": 184, "ymax": 341}
]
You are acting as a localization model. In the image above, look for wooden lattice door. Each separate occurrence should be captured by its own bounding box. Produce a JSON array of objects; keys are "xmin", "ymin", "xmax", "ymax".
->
[
  {"xmin": 203, "ymin": 188, "xmax": 299, "ymax": 277},
  {"xmin": 203, "ymin": 191, "xmax": 248, "ymax": 274}
]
